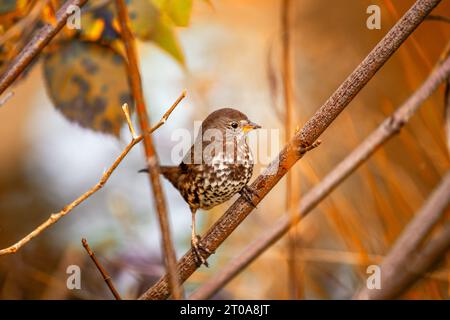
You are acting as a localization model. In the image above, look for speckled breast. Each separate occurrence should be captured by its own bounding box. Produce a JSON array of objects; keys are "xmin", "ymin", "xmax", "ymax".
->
[{"xmin": 198, "ymin": 144, "xmax": 254, "ymax": 210}]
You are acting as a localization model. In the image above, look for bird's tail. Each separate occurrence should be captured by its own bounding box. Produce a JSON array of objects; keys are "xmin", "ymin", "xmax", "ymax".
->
[{"xmin": 139, "ymin": 166, "xmax": 181, "ymax": 189}]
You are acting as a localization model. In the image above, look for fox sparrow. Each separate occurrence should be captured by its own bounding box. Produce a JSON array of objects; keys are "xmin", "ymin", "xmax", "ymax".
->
[{"xmin": 140, "ymin": 108, "xmax": 261, "ymax": 266}]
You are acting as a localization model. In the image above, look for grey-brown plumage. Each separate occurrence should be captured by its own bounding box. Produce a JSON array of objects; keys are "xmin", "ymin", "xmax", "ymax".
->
[{"xmin": 142, "ymin": 108, "xmax": 260, "ymax": 266}]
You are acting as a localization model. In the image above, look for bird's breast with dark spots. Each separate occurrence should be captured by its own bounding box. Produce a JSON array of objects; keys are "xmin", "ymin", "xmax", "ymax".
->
[{"xmin": 198, "ymin": 161, "xmax": 253, "ymax": 210}]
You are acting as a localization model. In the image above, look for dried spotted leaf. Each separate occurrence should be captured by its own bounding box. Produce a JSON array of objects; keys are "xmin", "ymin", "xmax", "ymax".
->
[
  {"xmin": 78, "ymin": 2, "xmax": 120, "ymax": 43},
  {"xmin": 43, "ymin": 40, "xmax": 133, "ymax": 136}
]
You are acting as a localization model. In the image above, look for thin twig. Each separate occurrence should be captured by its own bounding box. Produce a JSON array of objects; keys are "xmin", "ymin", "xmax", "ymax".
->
[
  {"xmin": 139, "ymin": 0, "xmax": 442, "ymax": 300},
  {"xmin": 0, "ymin": 0, "xmax": 48, "ymax": 46},
  {"xmin": 188, "ymin": 54, "xmax": 450, "ymax": 300},
  {"xmin": 81, "ymin": 238, "xmax": 122, "ymax": 300},
  {"xmin": 114, "ymin": 0, "xmax": 183, "ymax": 300},
  {"xmin": 122, "ymin": 103, "xmax": 137, "ymax": 139},
  {"xmin": 354, "ymin": 172, "xmax": 450, "ymax": 300},
  {"xmin": 0, "ymin": 0, "xmax": 89, "ymax": 95},
  {"xmin": 266, "ymin": 38, "xmax": 285, "ymax": 122},
  {"xmin": 0, "ymin": 92, "xmax": 185, "ymax": 256},
  {"xmin": 426, "ymin": 14, "xmax": 450, "ymax": 23},
  {"xmin": 445, "ymin": 77, "xmax": 450, "ymax": 154},
  {"xmin": 281, "ymin": 0, "xmax": 302, "ymax": 300},
  {"xmin": 0, "ymin": 91, "xmax": 14, "ymax": 107}
]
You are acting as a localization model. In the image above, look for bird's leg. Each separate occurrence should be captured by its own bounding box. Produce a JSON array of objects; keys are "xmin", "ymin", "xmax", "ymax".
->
[
  {"xmin": 191, "ymin": 209, "xmax": 210, "ymax": 267},
  {"xmin": 239, "ymin": 185, "xmax": 259, "ymax": 208}
]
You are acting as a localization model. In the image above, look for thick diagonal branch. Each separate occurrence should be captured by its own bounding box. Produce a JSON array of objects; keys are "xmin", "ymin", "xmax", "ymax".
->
[
  {"xmin": 0, "ymin": 0, "xmax": 88, "ymax": 95},
  {"xmin": 139, "ymin": 0, "xmax": 442, "ymax": 300}
]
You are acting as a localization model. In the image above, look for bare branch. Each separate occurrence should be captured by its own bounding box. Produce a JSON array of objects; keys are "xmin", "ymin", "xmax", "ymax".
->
[
  {"xmin": 0, "ymin": 92, "xmax": 185, "ymax": 257},
  {"xmin": 445, "ymin": 77, "xmax": 450, "ymax": 154},
  {"xmin": 0, "ymin": 0, "xmax": 89, "ymax": 95},
  {"xmin": 393, "ymin": 225, "xmax": 450, "ymax": 291},
  {"xmin": 122, "ymin": 103, "xmax": 137, "ymax": 139},
  {"xmin": 281, "ymin": 0, "xmax": 302, "ymax": 299},
  {"xmin": 82, "ymin": 238, "xmax": 122, "ymax": 300},
  {"xmin": 0, "ymin": 91, "xmax": 14, "ymax": 107},
  {"xmin": 354, "ymin": 172, "xmax": 450, "ymax": 300},
  {"xmin": 0, "ymin": 0, "xmax": 47, "ymax": 46},
  {"xmin": 426, "ymin": 14, "xmax": 450, "ymax": 23},
  {"xmin": 114, "ymin": 0, "xmax": 183, "ymax": 300},
  {"xmin": 139, "ymin": 0, "xmax": 443, "ymax": 300},
  {"xmin": 188, "ymin": 54, "xmax": 450, "ymax": 300}
]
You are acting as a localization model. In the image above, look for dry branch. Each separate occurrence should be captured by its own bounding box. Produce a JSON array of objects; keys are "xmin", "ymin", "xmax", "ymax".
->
[
  {"xmin": 139, "ymin": 0, "xmax": 443, "ymax": 300},
  {"xmin": 189, "ymin": 54, "xmax": 450, "ymax": 300},
  {"xmin": 391, "ymin": 225, "xmax": 450, "ymax": 292},
  {"xmin": 426, "ymin": 15, "xmax": 450, "ymax": 23},
  {"xmin": 115, "ymin": 0, "xmax": 183, "ymax": 300},
  {"xmin": 0, "ymin": 91, "xmax": 14, "ymax": 107},
  {"xmin": 82, "ymin": 238, "xmax": 122, "ymax": 300},
  {"xmin": 0, "ymin": 92, "xmax": 186, "ymax": 256},
  {"xmin": 281, "ymin": 0, "xmax": 302, "ymax": 299},
  {"xmin": 0, "ymin": 0, "xmax": 47, "ymax": 46},
  {"xmin": 0, "ymin": 0, "xmax": 88, "ymax": 95},
  {"xmin": 445, "ymin": 78, "xmax": 450, "ymax": 154},
  {"xmin": 354, "ymin": 172, "xmax": 450, "ymax": 300}
]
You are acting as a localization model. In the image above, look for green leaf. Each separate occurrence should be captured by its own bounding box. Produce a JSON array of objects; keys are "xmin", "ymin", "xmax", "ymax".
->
[
  {"xmin": 43, "ymin": 41, "xmax": 133, "ymax": 136},
  {"xmin": 147, "ymin": 15, "xmax": 185, "ymax": 64},
  {"xmin": 162, "ymin": 0, "xmax": 193, "ymax": 27},
  {"xmin": 150, "ymin": 0, "xmax": 165, "ymax": 9},
  {"xmin": 127, "ymin": 0, "xmax": 160, "ymax": 39},
  {"xmin": 129, "ymin": 0, "xmax": 185, "ymax": 64},
  {"xmin": 77, "ymin": 0, "xmax": 185, "ymax": 65}
]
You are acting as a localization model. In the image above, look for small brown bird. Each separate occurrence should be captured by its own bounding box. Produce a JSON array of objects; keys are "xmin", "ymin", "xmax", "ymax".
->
[{"xmin": 141, "ymin": 108, "xmax": 261, "ymax": 266}]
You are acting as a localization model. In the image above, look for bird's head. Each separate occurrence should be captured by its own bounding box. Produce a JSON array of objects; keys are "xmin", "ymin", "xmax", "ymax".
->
[{"xmin": 201, "ymin": 108, "xmax": 261, "ymax": 142}]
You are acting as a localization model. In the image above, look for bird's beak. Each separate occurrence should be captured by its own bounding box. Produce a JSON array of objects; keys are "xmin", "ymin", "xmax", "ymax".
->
[{"xmin": 242, "ymin": 121, "xmax": 261, "ymax": 133}]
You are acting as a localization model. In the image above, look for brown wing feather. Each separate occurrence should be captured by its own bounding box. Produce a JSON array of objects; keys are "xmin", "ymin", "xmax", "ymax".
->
[{"xmin": 159, "ymin": 166, "xmax": 183, "ymax": 189}]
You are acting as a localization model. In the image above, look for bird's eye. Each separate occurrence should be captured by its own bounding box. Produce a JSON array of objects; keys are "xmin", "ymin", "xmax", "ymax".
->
[{"xmin": 231, "ymin": 122, "xmax": 238, "ymax": 129}]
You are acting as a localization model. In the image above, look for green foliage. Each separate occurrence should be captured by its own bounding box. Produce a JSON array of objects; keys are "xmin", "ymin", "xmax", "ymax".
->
[
  {"xmin": 128, "ymin": 0, "xmax": 185, "ymax": 63},
  {"xmin": 161, "ymin": 0, "xmax": 194, "ymax": 27},
  {"xmin": 43, "ymin": 41, "xmax": 133, "ymax": 136},
  {"xmin": 78, "ymin": 0, "xmax": 186, "ymax": 64}
]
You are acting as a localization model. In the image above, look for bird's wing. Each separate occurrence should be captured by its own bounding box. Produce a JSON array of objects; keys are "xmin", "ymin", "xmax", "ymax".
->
[{"xmin": 159, "ymin": 165, "xmax": 183, "ymax": 189}]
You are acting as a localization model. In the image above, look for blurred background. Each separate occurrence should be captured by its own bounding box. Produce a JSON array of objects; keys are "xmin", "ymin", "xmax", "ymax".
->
[{"xmin": 0, "ymin": 0, "xmax": 449, "ymax": 299}]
